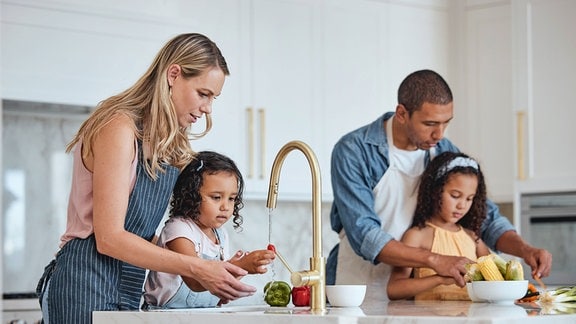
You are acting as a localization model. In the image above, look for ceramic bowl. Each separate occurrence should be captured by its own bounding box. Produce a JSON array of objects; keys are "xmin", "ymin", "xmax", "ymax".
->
[
  {"xmin": 325, "ymin": 285, "xmax": 366, "ymax": 307},
  {"xmin": 466, "ymin": 280, "xmax": 528, "ymax": 304}
]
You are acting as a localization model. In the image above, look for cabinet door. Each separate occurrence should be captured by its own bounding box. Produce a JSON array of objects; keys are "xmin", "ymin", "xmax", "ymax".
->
[
  {"xmin": 245, "ymin": 0, "xmax": 320, "ymax": 199},
  {"xmin": 322, "ymin": 0, "xmax": 451, "ymax": 200},
  {"xmin": 321, "ymin": 0, "xmax": 387, "ymax": 199},
  {"xmin": 180, "ymin": 0, "xmax": 244, "ymax": 168},
  {"xmin": 513, "ymin": 0, "xmax": 576, "ymax": 187},
  {"xmin": 461, "ymin": 3, "xmax": 514, "ymax": 202}
]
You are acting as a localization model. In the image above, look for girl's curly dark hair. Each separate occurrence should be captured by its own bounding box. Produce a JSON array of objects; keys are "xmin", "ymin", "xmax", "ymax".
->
[
  {"xmin": 411, "ymin": 151, "xmax": 487, "ymax": 239},
  {"xmin": 169, "ymin": 151, "xmax": 244, "ymax": 230}
]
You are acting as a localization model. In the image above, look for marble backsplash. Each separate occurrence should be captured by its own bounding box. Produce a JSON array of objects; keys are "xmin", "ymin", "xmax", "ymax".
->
[{"xmin": 1, "ymin": 100, "xmax": 339, "ymax": 301}]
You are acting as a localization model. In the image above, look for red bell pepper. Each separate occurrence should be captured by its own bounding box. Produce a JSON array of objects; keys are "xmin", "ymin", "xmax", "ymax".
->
[{"xmin": 291, "ymin": 286, "xmax": 311, "ymax": 307}]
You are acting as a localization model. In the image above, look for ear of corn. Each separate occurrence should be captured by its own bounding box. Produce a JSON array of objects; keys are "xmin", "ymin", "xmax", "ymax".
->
[
  {"xmin": 467, "ymin": 254, "xmax": 525, "ymax": 282},
  {"xmin": 477, "ymin": 255, "xmax": 505, "ymax": 281},
  {"xmin": 504, "ymin": 260, "xmax": 524, "ymax": 280},
  {"xmin": 489, "ymin": 254, "xmax": 508, "ymax": 275}
]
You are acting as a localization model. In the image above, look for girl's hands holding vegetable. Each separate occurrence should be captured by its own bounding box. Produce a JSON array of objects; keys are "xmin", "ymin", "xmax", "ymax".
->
[{"xmin": 229, "ymin": 249, "xmax": 275, "ymax": 274}]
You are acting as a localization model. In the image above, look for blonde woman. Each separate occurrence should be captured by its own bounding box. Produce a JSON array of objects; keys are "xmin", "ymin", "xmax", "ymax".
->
[{"xmin": 36, "ymin": 33, "xmax": 257, "ymax": 324}]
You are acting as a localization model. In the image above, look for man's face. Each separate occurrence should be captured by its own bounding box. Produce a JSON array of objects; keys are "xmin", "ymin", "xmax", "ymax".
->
[{"xmin": 404, "ymin": 102, "xmax": 453, "ymax": 150}]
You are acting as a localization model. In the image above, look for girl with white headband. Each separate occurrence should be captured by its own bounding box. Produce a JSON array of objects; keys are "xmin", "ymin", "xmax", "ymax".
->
[{"xmin": 387, "ymin": 151, "xmax": 491, "ymax": 300}]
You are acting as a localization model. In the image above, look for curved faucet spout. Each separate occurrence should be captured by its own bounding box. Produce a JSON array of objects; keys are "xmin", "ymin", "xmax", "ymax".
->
[{"xmin": 266, "ymin": 140, "xmax": 326, "ymax": 313}]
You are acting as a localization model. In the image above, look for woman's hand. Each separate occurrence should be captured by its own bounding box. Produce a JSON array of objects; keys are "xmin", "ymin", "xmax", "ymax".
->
[{"xmin": 191, "ymin": 258, "xmax": 257, "ymax": 303}]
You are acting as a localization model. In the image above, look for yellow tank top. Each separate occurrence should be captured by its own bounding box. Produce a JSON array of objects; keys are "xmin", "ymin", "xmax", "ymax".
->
[{"xmin": 413, "ymin": 222, "xmax": 478, "ymax": 301}]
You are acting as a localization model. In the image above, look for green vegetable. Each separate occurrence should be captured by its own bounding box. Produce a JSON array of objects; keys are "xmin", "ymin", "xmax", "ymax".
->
[
  {"xmin": 264, "ymin": 281, "xmax": 291, "ymax": 307},
  {"xmin": 504, "ymin": 260, "xmax": 524, "ymax": 280},
  {"xmin": 464, "ymin": 263, "xmax": 484, "ymax": 282},
  {"xmin": 490, "ymin": 253, "xmax": 508, "ymax": 276},
  {"xmin": 542, "ymin": 286, "xmax": 576, "ymax": 303}
]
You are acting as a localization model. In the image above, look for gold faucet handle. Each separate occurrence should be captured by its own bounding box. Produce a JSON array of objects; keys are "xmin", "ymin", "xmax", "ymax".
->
[
  {"xmin": 274, "ymin": 249, "xmax": 294, "ymax": 274},
  {"xmin": 291, "ymin": 270, "xmax": 321, "ymax": 287}
]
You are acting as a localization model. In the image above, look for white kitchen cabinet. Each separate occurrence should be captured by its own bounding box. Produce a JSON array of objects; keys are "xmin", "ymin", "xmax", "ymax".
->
[
  {"xmin": 320, "ymin": 0, "xmax": 451, "ymax": 200},
  {"xmin": 456, "ymin": 1, "xmax": 514, "ymax": 203},
  {"xmin": 320, "ymin": 0, "xmax": 388, "ymax": 199},
  {"xmin": 454, "ymin": 0, "xmax": 576, "ymax": 207},
  {"xmin": 168, "ymin": 0, "xmax": 245, "ymax": 182},
  {"xmin": 180, "ymin": 0, "xmax": 323, "ymax": 201},
  {"xmin": 512, "ymin": 0, "xmax": 576, "ymax": 186},
  {"xmin": 238, "ymin": 0, "xmax": 321, "ymax": 200},
  {"xmin": 0, "ymin": 0, "xmax": 455, "ymax": 201},
  {"xmin": 240, "ymin": 0, "xmax": 453, "ymax": 200},
  {"xmin": 511, "ymin": 0, "xmax": 576, "ymax": 227}
]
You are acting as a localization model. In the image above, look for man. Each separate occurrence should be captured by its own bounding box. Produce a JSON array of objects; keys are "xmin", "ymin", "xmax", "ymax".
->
[{"xmin": 326, "ymin": 69, "xmax": 552, "ymax": 302}]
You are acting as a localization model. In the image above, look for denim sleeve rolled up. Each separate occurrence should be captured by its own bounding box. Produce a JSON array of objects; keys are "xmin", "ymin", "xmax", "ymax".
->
[{"xmin": 481, "ymin": 199, "xmax": 516, "ymax": 251}]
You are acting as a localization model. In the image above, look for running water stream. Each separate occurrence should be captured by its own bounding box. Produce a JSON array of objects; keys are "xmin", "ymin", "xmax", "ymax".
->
[{"xmin": 264, "ymin": 208, "xmax": 276, "ymax": 301}]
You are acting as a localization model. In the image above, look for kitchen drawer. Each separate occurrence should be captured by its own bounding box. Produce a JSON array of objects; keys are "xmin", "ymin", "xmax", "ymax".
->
[{"xmin": 3, "ymin": 298, "xmax": 42, "ymax": 324}]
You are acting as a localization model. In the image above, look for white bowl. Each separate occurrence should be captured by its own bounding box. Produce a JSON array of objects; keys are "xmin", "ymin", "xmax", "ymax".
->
[
  {"xmin": 466, "ymin": 280, "xmax": 528, "ymax": 304},
  {"xmin": 325, "ymin": 285, "xmax": 366, "ymax": 307}
]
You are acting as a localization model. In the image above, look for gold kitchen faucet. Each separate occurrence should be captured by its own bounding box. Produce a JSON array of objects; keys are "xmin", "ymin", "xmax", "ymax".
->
[{"xmin": 266, "ymin": 140, "xmax": 326, "ymax": 314}]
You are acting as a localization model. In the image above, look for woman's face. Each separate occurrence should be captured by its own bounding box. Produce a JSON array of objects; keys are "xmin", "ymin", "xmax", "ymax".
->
[{"xmin": 169, "ymin": 65, "xmax": 226, "ymax": 128}]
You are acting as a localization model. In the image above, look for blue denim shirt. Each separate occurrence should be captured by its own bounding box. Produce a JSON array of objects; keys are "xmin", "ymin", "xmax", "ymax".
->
[{"xmin": 326, "ymin": 112, "xmax": 515, "ymax": 284}]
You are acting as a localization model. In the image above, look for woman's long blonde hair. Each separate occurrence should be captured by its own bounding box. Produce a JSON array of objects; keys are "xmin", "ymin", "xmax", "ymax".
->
[{"xmin": 67, "ymin": 33, "xmax": 229, "ymax": 179}]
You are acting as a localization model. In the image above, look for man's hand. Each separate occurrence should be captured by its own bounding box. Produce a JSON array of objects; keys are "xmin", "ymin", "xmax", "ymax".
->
[
  {"xmin": 495, "ymin": 231, "xmax": 553, "ymax": 280},
  {"xmin": 522, "ymin": 246, "xmax": 552, "ymax": 279},
  {"xmin": 428, "ymin": 254, "xmax": 471, "ymax": 287},
  {"xmin": 379, "ymin": 240, "xmax": 472, "ymax": 287}
]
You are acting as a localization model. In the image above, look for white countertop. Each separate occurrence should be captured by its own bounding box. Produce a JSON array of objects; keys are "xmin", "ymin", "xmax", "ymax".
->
[{"xmin": 93, "ymin": 300, "xmax": 576, "ymax": 324}]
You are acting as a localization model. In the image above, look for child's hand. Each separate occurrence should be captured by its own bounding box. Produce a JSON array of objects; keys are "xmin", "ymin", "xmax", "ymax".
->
[
  {"xmin": 438, "ymin": 275, "xmax": 457, "ymax": 286},
  {"xmin": 230, "ymin": 249, "xmax": 275, "ymax": 274}
]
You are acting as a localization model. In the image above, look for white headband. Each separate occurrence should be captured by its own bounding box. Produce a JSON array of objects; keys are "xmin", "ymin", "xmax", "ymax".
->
[
  {"xmin": 437, "ymin": 156, "xmax": 479, "ymax": 178},
  {"xmin": 195, "ymin": 160, "xmax": 204, "ymax": 171}
]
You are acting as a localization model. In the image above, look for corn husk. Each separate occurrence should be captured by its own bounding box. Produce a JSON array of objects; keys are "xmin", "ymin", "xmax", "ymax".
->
[
  {"xmin": 489, "ymin": 253, "xmax": 508, "ymax": 276},
  {"xmin": 464, "ymin": 263, "xmax": 484, "ymax": 282},
  {"xmin": 504, "ymin": 260, "xmax": 524, "ymax": 280}
]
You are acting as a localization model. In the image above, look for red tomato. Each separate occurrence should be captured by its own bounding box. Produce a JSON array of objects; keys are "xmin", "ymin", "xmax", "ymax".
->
[
  {"xmin": 267, "ymin": 244, "xmax": 276, "ymax": 253},
  {"xmin": 291, "ymin": 286, "xmax": 311, "ymax": 307}
]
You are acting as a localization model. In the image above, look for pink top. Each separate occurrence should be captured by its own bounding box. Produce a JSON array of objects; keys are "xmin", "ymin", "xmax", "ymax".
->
[{"xmin": 59, "ymin": 140, "xmax": 138, "ymax": 247}]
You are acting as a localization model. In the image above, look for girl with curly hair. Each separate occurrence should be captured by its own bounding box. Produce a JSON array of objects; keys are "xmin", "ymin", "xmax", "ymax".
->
[
  {"xmin": 144, "ymin": 151, "xmax": 275, "ymax": 308},
  {"xmin": 387, "ymin": 151, "xmax": 491, "ymax": 300}
]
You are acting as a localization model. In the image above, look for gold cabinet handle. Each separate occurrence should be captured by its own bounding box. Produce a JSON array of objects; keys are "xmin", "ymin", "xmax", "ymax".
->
[
  {"xmin": 246, "ymin": 107, "xmax": 254, "ymax": 179},
  {"xmin": 516, "ymin": 111, "xmax": 526, "ymax": 180},
  {"xmin": 259, "ymin": 108, "xmax": 266, "ymax": 179}
]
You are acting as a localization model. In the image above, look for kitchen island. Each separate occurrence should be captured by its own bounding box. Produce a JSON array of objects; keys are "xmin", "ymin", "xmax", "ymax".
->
[{"xmin": 93, "ymin": 300, "xmax": 575, "ymax": 323}]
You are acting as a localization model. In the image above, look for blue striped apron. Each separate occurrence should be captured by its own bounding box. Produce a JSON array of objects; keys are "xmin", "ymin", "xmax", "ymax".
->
[{"xmin": 37, "ymin": 142, "xmax": 179, "ymax": 323}]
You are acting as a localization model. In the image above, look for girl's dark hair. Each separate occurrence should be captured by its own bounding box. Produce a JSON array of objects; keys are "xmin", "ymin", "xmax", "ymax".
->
[
  {"xmin": 170, "ymin": 151, "xmax": 244, "ymax": 230},
  {"xmin": 412, "ymin": 151, "xmax": 487, "ymax": 239}
]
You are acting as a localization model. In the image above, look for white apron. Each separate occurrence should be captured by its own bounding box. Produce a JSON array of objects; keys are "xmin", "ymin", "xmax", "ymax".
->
[{"xmin": 336, "ymin": 115, "xmax": 433, "ymax": 302}]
